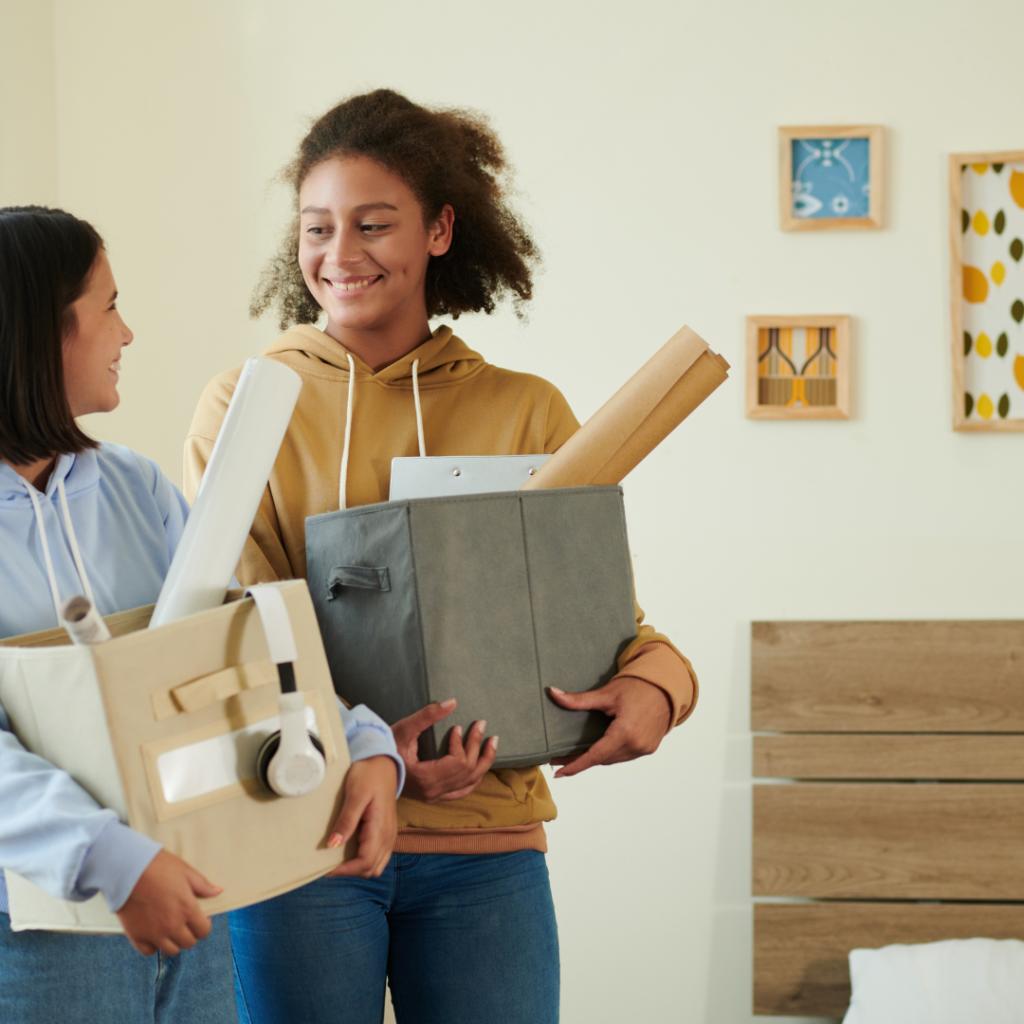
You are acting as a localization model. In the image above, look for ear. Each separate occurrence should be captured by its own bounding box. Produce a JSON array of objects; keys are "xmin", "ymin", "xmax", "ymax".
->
[{"xmin": 427, "ymin": 204, "xmax": 454, "ymax": 257}]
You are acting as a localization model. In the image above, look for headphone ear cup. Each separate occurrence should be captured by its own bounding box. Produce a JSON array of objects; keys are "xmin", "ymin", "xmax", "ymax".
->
[
  {"xmin": 255, "ymin": 731, "xmax": 281, "ymax": 792},
  {"xmin": 256, "ymin": 730, "xmax": 326, "ymax": 794}
]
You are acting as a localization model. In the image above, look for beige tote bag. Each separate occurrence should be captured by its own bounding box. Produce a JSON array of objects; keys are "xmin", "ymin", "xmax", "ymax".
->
[{"xmin": 0, "ymin": 581, "xmax": 351, "ymax": 933}]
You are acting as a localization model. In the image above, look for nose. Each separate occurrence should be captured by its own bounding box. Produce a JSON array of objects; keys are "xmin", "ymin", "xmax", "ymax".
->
[
  {"xmin": 329, "ymin": 225, "xmax": 365, "ymax": 266},
  {"xmin": 120, "ymin": 317, "xmax": 133, "ymax": 347}
]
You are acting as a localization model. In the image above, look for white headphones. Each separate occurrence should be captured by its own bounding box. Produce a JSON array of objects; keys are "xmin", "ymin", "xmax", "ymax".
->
[{"xmin": 247, "ymin": 586, "xmax": 326, "ymax": 798}]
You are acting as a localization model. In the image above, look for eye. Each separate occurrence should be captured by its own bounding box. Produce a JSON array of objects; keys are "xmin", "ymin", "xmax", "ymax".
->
[
  {"xmin": 361, "ymin": 223, "xmax": 389, "ymax": 233},
  {"xmin": 305, "ymin": 225, "xmax": 327, "ymax": 236}
]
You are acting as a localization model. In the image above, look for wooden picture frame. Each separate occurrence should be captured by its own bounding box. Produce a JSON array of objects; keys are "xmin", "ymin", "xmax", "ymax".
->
[
  {"xmin": 745, "ymin": 315, "xmax": 850, "ymax": 419},
  {"xmin": 949, "ymin": 150, "xmax": 1024, "ymax": 431},
  {"xmin": 780, "ymin": 125, "xmax": 884, "ymax": 231}
]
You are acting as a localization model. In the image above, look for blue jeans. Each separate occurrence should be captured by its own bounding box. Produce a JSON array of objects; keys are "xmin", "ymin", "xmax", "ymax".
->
[
  {"xmin": 229, "ymin": 851, "xmax": 559, "ymax": 1024},
  {"xmin": 0, "ymin": 911, "xmax": 236, "ymax": 1024}
]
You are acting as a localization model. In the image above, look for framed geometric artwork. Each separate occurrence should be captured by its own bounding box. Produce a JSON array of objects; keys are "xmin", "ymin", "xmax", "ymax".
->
[
  {"xmin": 780, "ymin": 125, "xmax": 884, "ymax": 231},
  {"xmin": 745, "ymin": 315, "xmax": 851, "ymax": 420},
  {"xmin": 950, "ymin": 150, "xmax": 1024, "ymax": 431}
]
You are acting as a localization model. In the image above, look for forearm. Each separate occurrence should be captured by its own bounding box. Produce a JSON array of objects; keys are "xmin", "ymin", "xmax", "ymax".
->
[
  {"xmin": 616, "ymin": 592, "xmax": 698, "ymax": 728},
  {"xmin": 339, "ymin": 700, "xmax": 406, "ymax": 795},
  {"xmin": 617, "ymin": 641, "xmax": 698, "ymax": 728},
  {"xmin": 0, "ymin": 709, "xmax": 160, "ymax": 908}
]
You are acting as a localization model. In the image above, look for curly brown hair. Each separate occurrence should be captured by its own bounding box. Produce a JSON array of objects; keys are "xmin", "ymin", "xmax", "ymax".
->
[{"xmin": 251, "ymin": 89, "xmax": 539, "ymax": 329}]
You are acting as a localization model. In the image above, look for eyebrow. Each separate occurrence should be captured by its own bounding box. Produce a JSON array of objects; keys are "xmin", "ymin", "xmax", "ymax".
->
[{"xmin": 300, "ymin": 202, "xmax": 399, "ymax": 215}]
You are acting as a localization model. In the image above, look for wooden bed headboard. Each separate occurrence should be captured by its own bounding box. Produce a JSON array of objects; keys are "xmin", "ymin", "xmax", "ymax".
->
[{"xmin": 752, "ymin": 621, "xmax": 1024, "ymax": 1018}]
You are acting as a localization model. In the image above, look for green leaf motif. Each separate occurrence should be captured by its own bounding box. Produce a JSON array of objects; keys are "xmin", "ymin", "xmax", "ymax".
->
[
  {"xmin": 1013, "ymin": 299, "xmax": 1024, "ymax": 325},
  {"xmin": 995, "ymin": 210, "xmax": 1006, "ymax": 234},
  {"xmin": 999, "ymin": 393, "xmax": 1010, "ymax": 418},
  {"xmin": 1011, "ymin": 238, "xmax": 1024, "ymax": 262},
  {"xmin": 964, "ymin": 331, "xmax": 973, "ymax": 355},
  {"xmin": 997, "ymin": 332, "xmax": 1009, "ymax": 357},
  {"xmin": 994, "ymin": 163, "xmax": 1005, "ymax": 173},
  {"xmin": 965, "ymin": 392, "xmax": 974, "ymax": 417},
  {"xmin": 962, "ymin": 209, "xmax": 970, "ymax": 233}
]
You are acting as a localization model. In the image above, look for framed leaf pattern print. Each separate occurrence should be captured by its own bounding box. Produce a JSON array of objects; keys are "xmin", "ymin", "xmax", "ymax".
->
[{"xmin": 950, "ymin": 151, "xmax": 1024, "ymax": 431}]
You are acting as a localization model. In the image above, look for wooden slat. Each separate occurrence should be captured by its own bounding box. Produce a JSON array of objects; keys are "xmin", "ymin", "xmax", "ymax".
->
[
  {"xmin": 752, "ymin": 621, "xmax": 1024, "ymax": 732},
  {"xmin": 753, "ymin": 783, "xmax": 1024, "ymax": 899},
  {"xmin": 754, "ymin": 902, "xmax": 1024, "ymax": 1017},
  {"xmin": 753, "ymin": 734, "xmax": 1024, "ymax": 779}
]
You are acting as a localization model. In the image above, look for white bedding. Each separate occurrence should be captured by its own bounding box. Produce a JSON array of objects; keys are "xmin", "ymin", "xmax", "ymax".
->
[{"xmin": 843, "ymin": 938, "xmax": 1024, "ymax": 1024}]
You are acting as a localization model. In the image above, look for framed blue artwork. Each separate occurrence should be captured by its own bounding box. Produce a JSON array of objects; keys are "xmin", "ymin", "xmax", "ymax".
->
[{"xmin": 779, "ymin": 125, "xmax": 884, "ymax": 231}]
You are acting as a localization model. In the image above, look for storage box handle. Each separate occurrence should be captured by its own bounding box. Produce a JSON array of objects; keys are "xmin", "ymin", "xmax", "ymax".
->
[{"xmin": 326, "ymin": 565, "xmax": 391, "ymax": 599}]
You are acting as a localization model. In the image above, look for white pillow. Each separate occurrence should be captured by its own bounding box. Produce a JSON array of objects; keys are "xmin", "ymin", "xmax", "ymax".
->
[{"xmin": 842, "ymin": 938, "xmax": 1024, "ymax": 1024}]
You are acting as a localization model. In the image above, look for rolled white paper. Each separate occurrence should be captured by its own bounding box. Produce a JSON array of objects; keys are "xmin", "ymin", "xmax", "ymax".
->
[
  {"xmin": 150, "ymin": 358, "xmax": 302, "ymax": 628},
  {"xmin": 59, "ymin": 595, "xmax": 112, "ymax": 645}
]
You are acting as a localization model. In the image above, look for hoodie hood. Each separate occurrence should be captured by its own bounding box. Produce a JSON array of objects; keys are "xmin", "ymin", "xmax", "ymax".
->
[
  {"xmin": 0, "ymin": 450, "xmax": 98, "ymax": 511},
  {"xmin": 260, "ymin": 324, "xmax": 486, "ymax": 390}
]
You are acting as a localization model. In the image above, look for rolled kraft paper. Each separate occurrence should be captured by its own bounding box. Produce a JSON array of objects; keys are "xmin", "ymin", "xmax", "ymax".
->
[
  {"xmin": 522, "ymin": 326, "xmax": 727, "ymax": 490},
  {"xmin": 522, "ymin": 325, "xmax": 708, "ymax": 490},
  {"xmin": 150, "ymin": 358, "xmax": 302, "ymax": 628},
  {"xmin": 590, "ymin": 350, "xmax": 730, "ymax": 485}
]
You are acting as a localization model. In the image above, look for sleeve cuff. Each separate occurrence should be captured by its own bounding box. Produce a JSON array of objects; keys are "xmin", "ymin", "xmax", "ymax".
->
[
  {"xmin": 338, "ymin": 700, "xmax": 406, "ymax": 796},
  {"xmin": 616, "ymin": 641, "xmax": 699, "ymax": 729},
  {"xmin": 76, "ymin": 820, "xmax": 162, "ymax": 913}
]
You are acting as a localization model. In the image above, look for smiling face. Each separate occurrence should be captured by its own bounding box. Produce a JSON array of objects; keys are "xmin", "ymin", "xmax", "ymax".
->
[
  {"xmin": 297, "ymin": 155, "xmax": 453, "ymax": 361},
  {"xmin": 62, "ymin": 250, "xmax": 133, "ymax": 417}
]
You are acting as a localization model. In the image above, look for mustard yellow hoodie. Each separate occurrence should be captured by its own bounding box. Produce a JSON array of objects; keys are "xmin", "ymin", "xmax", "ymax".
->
[{"xmin": 185, "ymin": 324, "xmax": 695, "ymax": 853}]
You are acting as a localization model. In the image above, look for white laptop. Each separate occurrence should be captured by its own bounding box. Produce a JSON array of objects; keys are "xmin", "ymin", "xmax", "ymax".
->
[{"xmin": 389, "ymin": 454, "xmax": 551, "ymax": 501}]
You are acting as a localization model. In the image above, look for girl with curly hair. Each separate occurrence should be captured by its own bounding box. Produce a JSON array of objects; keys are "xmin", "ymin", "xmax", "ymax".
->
[{"xmin": 186, "ymin": 89, "xmax": 697, "ymax": 1024}]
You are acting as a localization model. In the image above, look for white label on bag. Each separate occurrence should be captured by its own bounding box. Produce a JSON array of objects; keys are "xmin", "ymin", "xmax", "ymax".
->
[{"xmin": 156, "ymin": 706, "xmax": 319, "ymax": 803}]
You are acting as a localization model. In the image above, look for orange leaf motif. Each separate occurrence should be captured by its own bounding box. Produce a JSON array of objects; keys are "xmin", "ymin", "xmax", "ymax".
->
[
  {"xmin": 963, "ymin": 265, "xmax": 989, "ymax": 303},
  {"xmin": 1011, "ymin": 171, "xmax": 1024, "ymax": 210},
  {"xmin": 1014, "ymin": 354, "xmax": 1024, "ymax": 392}
]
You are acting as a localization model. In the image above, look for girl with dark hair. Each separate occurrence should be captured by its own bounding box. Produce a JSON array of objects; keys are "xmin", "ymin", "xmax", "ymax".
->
[
  {"xmin": 0, "ymin": 206, "xmax": 403, "ymax": 1024},
  {"xmin": 186, "ymin": 89, "xmax": 697, "ymax": 1024}
]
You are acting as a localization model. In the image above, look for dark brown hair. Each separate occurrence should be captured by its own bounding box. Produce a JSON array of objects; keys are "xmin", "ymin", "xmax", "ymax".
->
[
  {"xmin": 251, "ymin": 89, "xmax": 538, "ymax": 329},
  {"xmin": 0, "ymin": 206, "xmax": 102, "ymax": 465}
]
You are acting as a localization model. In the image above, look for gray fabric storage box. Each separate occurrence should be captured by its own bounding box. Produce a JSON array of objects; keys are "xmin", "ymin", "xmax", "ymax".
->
[{"xmin": 305, "ymin": 486, "xmax": 638, "ymax": 769}]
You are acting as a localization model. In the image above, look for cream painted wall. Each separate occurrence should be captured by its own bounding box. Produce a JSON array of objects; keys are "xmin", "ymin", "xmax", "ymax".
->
[
  {"xmin": 0, "ymin": 0, "xmax": 57, "ymax": 206},
  {"xmin": 4, "ymin": 1, "xmax": 1024, "ymax": 1021}
]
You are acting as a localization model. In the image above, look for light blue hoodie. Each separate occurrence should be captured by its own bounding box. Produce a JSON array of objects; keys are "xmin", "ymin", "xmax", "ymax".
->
[{"xmin": 0, "ymin": 442, "xmax": 402, "ymax": 915}]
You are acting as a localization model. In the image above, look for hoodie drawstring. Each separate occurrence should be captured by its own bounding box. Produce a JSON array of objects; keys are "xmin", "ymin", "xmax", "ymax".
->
[
  {"xmin": 411, "ymin": 358, "xmax": 426, "ymax": 458},
  {"xmin": 57, "ymin": 478, "xmax": 97, "ymax": 606},
  {"xmin": 339, "ymin": 354, "xmax": 356, "ymax": 511},
  {"xmin": 22, "ymin": 483, "xmax": 63, "ymax": 623},
  {"xmin": 22, "ymin": 476, "xmax": 98, "ymax": 625},
  {"xmin": 338, "ymin": 355, "xmax": 427, "ymax": 511}
]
